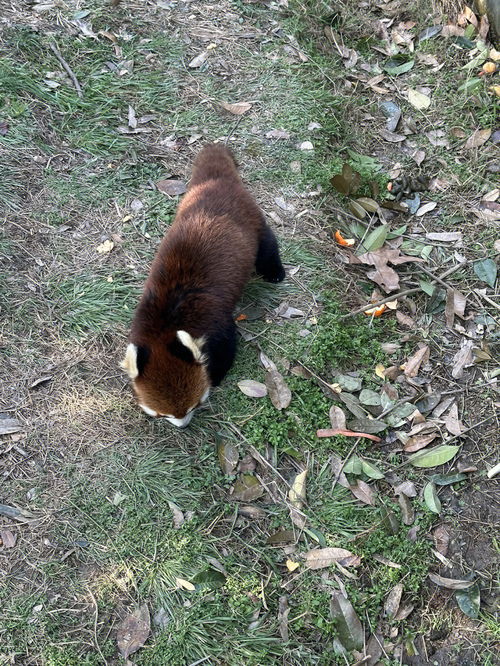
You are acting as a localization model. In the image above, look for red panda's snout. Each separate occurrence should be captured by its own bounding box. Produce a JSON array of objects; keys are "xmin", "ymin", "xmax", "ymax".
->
[{"xmin": 120, "ymin": 332, "xmax": 210, "ymax": 427}]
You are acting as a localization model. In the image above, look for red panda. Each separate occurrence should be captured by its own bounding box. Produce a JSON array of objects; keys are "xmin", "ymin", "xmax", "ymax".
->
[{"xmin": 121, "ymin": 143, "xmax": 285, "ymax": 427}]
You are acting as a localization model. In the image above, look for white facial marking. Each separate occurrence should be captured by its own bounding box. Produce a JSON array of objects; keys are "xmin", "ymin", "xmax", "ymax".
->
[
  {"xmin": 139, "ymin": 404, "xmax": 158, "ymax": 417},
  {"xmin": 166, "ymin": 411, "xmax": 194, "ymax": 428},
  {"xmin": 120, "ymin": 343, "xmax": 139, "ymax": 379},
  {"xmin": 200, "ymin": 388, "xmax": 210, "ymax": 404}
]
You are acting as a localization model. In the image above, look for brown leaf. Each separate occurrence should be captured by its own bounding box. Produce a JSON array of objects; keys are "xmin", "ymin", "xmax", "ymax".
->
[
  {"xmin": 0, "ymin": 120, "xmax": 9, "ymax": 136},
  {"xmin": 444, "ymin": 403, "xmax": 462, "ymax": 436},
  {"xmin": 380, "ymin": 129, "xmax": 406, "ymax": 142},
  {"xmin": 156, "ymin": 179, "xmax": 187, "ymax": 196},
  {"xmin": 433, "ymin": 524, "xmax": 450, "ymax": 555},
  {"xmin": 329, "ymin": 406, "xmax": 347, "ymax": 430},
  {"xmin": 167, "ymin": 501, "xmax": 185, "ymax": 529},
  {"xmin": 259, "ymin": 352, "xmax": 277, "ymax": 372},
  {"xmin": 331, "ymin": 454, "xmax": 350, "ymax": 489},
  {"xmin": 404, "ymin": 345, "xmax": 430, "ymax": 378},
  {"xmin": 350, "ymin": 479, "xmax": 376, "ymax": 505},
  {"xmin": 404, "ymin": 432, "xmax": 439, "ymax": 452},
  {"xmin": 265, "ymin": 129, "xmax": 290, "ymax": 140},
  {"xmin": 428, "ymin": 572, "xmax": 475, "ymax": 590},
  {"xmin": 452, "ymin": 339, "xmax": 474, "ymax": 378},
  {"xmin": 267, "ymin": 529, "xmax": 295, "ymax": 544},
  {"xmin": 366, "ymin": 264, "xmax": 400, "ymax": 292},
  {"xmin": 217, "ymin": 441, "xmax": 239, "ymax": 475},
  {"xmin": 265, "ymin": 370, "xmax": 291, "ymax": 410},
  {"xmin": 396, "ymin": 311, "xmax": 416, "ymax": 328},
  {"xmin": 117, "ymin": 605, "xmax": 151, "ymax": 659},
  {"xmin": 412, "ymin": 149, "xmax": 426, "ymax": 165},
  {"xmin": 237, "ymin": 380, "xmax": 268, "ymax": 398},
  {"xmin": 278, "ymin": 596, "xmax": 290, "ymax": 642},
  {"xmin": 220, "ymin": 101, "xmax": 252, "ymax": 115},
  {"xmin": 464, "ymin": 128, "xmax": 492, "ymax": 150},
  {"xmin": 398, "ymin": 493, "xmax": 415, "ymax": 525},
  {"xmin": 238, "ymin": 505, "xmax": 266, "ymax": 520},
  {"xmin": 394, "ymin": 480, "xmax": 417, "ymax": 497},
  {"xmin": 304, "ymin": 547, "xmax": 360, "ymax": 569},
  {"xmin": 384, "ymin": 583, "xmax": 404, "ymax": 619},
  {"xmin": 0, "ymin": 529, "xmax": 17, "ymax": 548},
  {"xmin": 232, "ymin": 475, "xmax": 264, "ymax": 502}
]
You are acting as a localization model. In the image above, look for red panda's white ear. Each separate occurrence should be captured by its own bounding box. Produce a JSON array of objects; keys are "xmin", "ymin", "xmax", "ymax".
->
[
  {"xmin": 176, "ymin": 330, "xmax": 205, "ymax": 362},
  {"xmin": 120, "ymin": 343, "xmax": 139, "ymax": 379}
]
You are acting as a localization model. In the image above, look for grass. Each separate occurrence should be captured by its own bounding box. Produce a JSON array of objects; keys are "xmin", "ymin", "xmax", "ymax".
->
[{"xmin": 1, "ymin": 0, "xmax": 499, "ymax": 664}]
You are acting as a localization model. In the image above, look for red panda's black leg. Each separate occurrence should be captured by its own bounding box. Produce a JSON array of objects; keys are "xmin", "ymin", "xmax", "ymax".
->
[
  {"xmin": 255, "ymin": 224, "xmax": 285, "ymax": 283},
  {"xmin": 204, "ymin": 319, "xmax": 238, "ymax": 386}
]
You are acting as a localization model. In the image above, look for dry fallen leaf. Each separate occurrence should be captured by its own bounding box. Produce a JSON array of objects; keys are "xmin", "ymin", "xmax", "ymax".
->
[
  {"xmin": 0, "ymin": 418, "xmax": 23, "ymax": 435},
  {"xmin": 404, "ymin": 432, "xmax": 439, "ymax": 452},
  {"xmin": 452, "ymin": 339, "xmax": 474, "ymax": 378},
  {"xmin": 384, "ymin": 583, "xmax": 404, "ymax": 618},
  {"xmin": 289, "ymin": 469, "xmax": 307, "ymax": 507},
  {"xmin": 350, "ymin": 479, "xmax": 376, "ymax": 505},
  {"xmin": 167, "ymin": 501, "xmax": 185, "ymax": 529},
  {"xmin": 237, "ymin": 380, "xmax": 268, "ymax": 398},
  {"xmin": 404, "ymin": 345, "xmax": 430, "ymax": 378},
  {"xmin": 0, "ymin": 529, "xmax": 17, "ymax": 548},
  {"xmin": 188, "ymin": 51, "xmax": 208, "ymax": 68},
  {"xmin": 425, "ymin": 231, "xmax": 462, "ymax": 242},
  {"xmin": 428, "ymin": 572, "xmax": 475, "ymax": 590},
  {"xmin": 329, "ymin": 406, "xmax": 347, "ymax": 430},
  {"xmin": 219, "ymin": 101, "xmax": 252, "ymax": 115},
  {"xmin": 445, "ymin": 288, "xmax": 467, "ymax": 328},
  {"xmin": 156, "ymin": 179, "xmax": 187, "ymax": 196},
  {"xmin": 464, "ymin": 128, "xmax": 492, "ymax": 149},
  {"xmin": 265, "ymin": 370, "xmax": 292, "ymax": 410},
  {"xmin": 266, "ymin": 129, "xmax": 291, "ymax": 140},
  {"xmin": 303, "ymin": 547, "xmax": 360, "ymax": 569},
  {"xmin": 407, "ymin": 89, "xmax": 431, "ymax": 109},
  {"xmin": 175, "ymin": 577, "xmax": 196, "ymax": 591},
  {"xmin": 117, "ymin": 605, "xmax": 151, "ymax": 659},
  {"xmin": 433, "ymin": 524, "xmax": 450, "ymax": 555},
  {"xmin": 415, "ymin": 201, "xmax": 437, "ymax": 217},
  {"xmin": 444, "ymin": 403, "xmax": 462, "ymax": 436}
]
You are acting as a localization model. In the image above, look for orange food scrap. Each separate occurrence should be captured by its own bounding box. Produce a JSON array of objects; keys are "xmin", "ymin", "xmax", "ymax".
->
[
  {"xmin": 482, "ymin": 61, "xmax": 497, "ymax": 75},
  {"xmin": 387, "ymin": 182, "xmax": 393, "ymax": 192},
  {"xmin": 364, "ymin": 304, "xmax": 387, "ymax": 317},
  {"xmin": 235, "ymin": 313, "xmax": 248, "ymax": 321},
  {"xmin": 334, "ymin": 230, "xmax": 355, "ymax": 247}
]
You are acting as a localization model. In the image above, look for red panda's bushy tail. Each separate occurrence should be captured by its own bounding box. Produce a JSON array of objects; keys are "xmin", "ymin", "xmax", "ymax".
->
[{"xmin": 189, "ymin": 143, "xmax": 239, "ymax": 188}]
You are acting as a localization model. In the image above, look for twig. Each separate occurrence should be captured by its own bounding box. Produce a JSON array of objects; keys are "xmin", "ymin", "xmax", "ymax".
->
[
  {"xmin": 341, "ymin": 288, "xmax": 421, "ymax": 319},
  {"xmin": 88, "ymin": 589, "xmax": 108, "ymax": 666},
  {"xmin": 49, "ymin": 42, "xmax": 83, "ymax": 98},
  {"xmin": 474, "ymin": 289, "xmax": 500, "ymax": 312}
]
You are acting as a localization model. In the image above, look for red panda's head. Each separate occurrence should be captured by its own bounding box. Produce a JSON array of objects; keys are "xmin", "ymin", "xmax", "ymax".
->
[{"xmin": 120, "ymin": 331, "xmax": 210, "ymax": 427}]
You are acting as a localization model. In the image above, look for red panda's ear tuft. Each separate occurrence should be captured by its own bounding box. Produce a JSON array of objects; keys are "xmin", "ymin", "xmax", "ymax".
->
[
  {"xmin": 176, "ymin": 330, "xmax": 205, "ymax": 362},
  {"xmin": 120, "ymin": 343, "xmax": 139, "ymax": 379}
]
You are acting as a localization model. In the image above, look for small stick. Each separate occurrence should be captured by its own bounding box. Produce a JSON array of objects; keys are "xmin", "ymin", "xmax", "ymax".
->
[
  {"xmin": 317, "ymin": 428, "xmax": 381, "ymax": 442},
  {"xmin": 341, "ymin": 288, "xmax": 421, "ymax": 319},
  {"xmin": 49, "ymin": 42, "xmax": 83, "ymax": 98},
  {"xmin": 474, "ymin": 289, "xmax": 500, "ymax": 313}
]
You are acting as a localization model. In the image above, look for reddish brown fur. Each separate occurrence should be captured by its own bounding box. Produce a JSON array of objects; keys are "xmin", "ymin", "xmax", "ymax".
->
[{"xmin": 129, "ymin": 144, "xmax": 267, "ymax": 418}]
